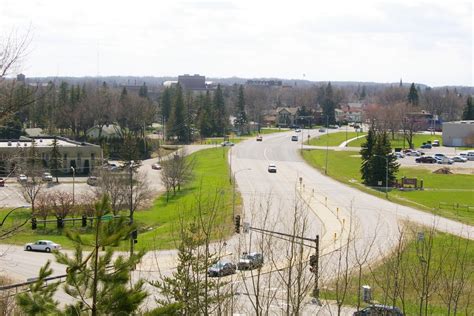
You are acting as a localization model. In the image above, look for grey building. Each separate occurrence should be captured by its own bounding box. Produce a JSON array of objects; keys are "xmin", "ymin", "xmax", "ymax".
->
[
  {"xmin": 178, "ymin": 74, "xmax": 206, "ymax": 90},
  {"xmin": 442, "ymin": 121, "xmax": 474, "ymax": 147},
  {"xmin": 0, "ymin": 136, "xmax": 103, "ymax": 175}
]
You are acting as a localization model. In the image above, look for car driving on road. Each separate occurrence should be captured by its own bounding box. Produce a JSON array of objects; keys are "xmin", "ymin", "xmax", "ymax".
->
[
  {"xmin": 42, "ymin": 172, "xmax": 53, "ymax": 182},
  {"xmin": 267, "ymin": 164, "xmax": 277, "ymax": 173},
  {"xmin": 291, "ymin": 135, "xmax": 298, "ymax": 141},
  {"xmin": 151, "ymin": 163, "xmax": 162, "ymax": 170},
  {"xmin": 237, "ymin": 252, "xmax": 264, "ymax": 270},
  {"xmin": 24, "ymin": 240, "xmax": 61, "ymax": 253},
  {"xmin": 208, "ymin": 260, "xmax": 236, "ymax": 277},
  {"xmin": 221, "ymin": 141, "xmax": 235, "ymax": 147},
  {"xmin": 256, "ymin": 135, "xmax": 263, "ymax": 141}
]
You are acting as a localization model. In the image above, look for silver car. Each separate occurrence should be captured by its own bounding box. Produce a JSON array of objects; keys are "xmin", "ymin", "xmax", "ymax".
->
[{"xmin": 24, "ymin": 240, "xmax": 61, "ymax": 253}]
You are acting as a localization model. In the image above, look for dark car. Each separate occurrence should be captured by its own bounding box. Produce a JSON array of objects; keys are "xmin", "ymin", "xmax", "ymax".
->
[
  {"xmin": 353, "ymin": 304, "xmax": 403, "ymax": 316},
  {"xmin": 415, "ymin": 156, "xmax": 437, "ymax": 164},
  {"xmin": 208, "ymin": 260, "xmax": 236, "ymax": 277},
  {"xmin": 237, "ymin": 252, "xmax": 264, "ymax": 270},
  {"xmin": 420, "ymin": 143, "xmax": 432, "ymax": 149},
  {"xmin": 291, "ymin": 135, "xmax": 298, "ymax": 141}
]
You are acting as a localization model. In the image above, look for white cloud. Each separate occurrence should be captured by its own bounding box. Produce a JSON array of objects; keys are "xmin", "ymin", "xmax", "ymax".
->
[{"xmin": 1, "ymin": 0, "xmax": 471, "ymax": 86}]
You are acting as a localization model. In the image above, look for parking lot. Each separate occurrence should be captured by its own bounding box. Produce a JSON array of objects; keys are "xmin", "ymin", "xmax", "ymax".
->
[{"xmin": 396, "ymin": 146, "xmax": 474, "ymax": 173}]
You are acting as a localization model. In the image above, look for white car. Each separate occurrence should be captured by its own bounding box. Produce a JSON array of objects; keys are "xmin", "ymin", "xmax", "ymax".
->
[
  {"xmin": 268, "ymin": 164, "xmax": 277, "ymax": 173},
  {"xmin": 151, "ymin": 163, "xmax": 162, "ymax": 170},
  {"xmin": 405, "ymin": 150, "xmax": 422, "ymax": 157},
  {"xmin": 17, "ymin": 174, "xmax": 27, "ymax": 182},
  {"xmin": 42, "ymin": 172, "xmax": 53, "ymax": 182},
  {"xmin": 393, "ymin": 152, "xmax": 405, "ymax": 159},
  {"xmin": 452, "ymin": 156, "xmax": 467, "ymax": 162},
  {"xmin": 24, "ymin": 240, "xmax": 61, "ymax": 253}
]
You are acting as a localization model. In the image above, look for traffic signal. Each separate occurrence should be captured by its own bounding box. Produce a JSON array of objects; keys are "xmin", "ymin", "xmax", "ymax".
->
[
  {"xmin": 234, "ymin": 215, "xmax": 241, "ymax": 234},
  {"xmin": 309, "ymin": 254, "xmax": 318, "ymax": 273},
  {"xmin": 81, "ymin": 215, "xmax": 87, "ymax": 227},
  {"xmin": 57, "ymin": 217, "xmax": 64, "ymax": 229},
  {"xmin": 131, "ymin": 229, "xmax": 138, "ymax": 243},
  {"xmin": 31, "ymin": 217, "xmax": 37, "ymax": 230}
]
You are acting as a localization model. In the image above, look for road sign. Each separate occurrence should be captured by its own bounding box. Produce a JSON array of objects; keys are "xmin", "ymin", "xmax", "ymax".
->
[
  {"xmin": 243, "ymin": 222, "xmax": 250, "ymax": 234},
  {"xmin": 101, "ymin": 214, "xmax": 113, "ymax": 222}
]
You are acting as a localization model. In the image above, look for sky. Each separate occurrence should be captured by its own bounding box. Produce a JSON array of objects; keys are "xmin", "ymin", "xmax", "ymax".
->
[{"xmin": 1, "ymin": 0, "xmax": 472, "ymax": 86}]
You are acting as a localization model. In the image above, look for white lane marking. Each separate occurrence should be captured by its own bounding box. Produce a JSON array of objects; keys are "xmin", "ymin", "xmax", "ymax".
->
[{"xmin": 263, "ymin": 147, "xmax": 270, "ymax": 162}]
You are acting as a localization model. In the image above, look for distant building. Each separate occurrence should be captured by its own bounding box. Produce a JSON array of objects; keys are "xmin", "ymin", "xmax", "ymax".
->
[
  {"xmin": 442, "ymin": 121, "xmax": 474, "ymax": 147},
  {"xmin": 16, "ymin": 73, "xmax": 26, "ymax": 83},
  {"xmin": 178, "ymin": 74, "xmax": 206, "ymax": 91},
  {"xmin": 0, "ymin": 136, "xmax": 102, "ymax": 175},
  {"xmin": 86, "ymin": 124, "xmax": 122, "ymax": 140},
  {"xmin": 276, "ymin": 107, "xmax": 299, "ymax": 127},
  {"xmin": 246, "ymin": 80, "xmax": 282, "ymax": 87}
]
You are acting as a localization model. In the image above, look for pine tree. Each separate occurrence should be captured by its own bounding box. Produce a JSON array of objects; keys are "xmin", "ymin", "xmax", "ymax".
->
[
  {"xmin": 198, "ymin": 92, "xmax": 213, "ymax": 138},
  {"xmin": 234, "ymin": 85, "xmax": 247, "ymax": 135},
  {"xmin": 167, "ymin": 84, "xmax": 189, "ymax": 143},
  {"xmin": 407, "ymin": 83, "xmax": 419, "ymax": 105},
  {"xmin": 322, "ymin": 82, "xmax": 336, "ymax": 125},
  {"xmin": 360, "ymin": 125, "xmax": 376, "ymax": 185},
  {"xmin": 49, "ymin": 137, "xmax": 61, "ymax": 183},
  {"xmin": 139, "ymin": 83, "xmax": 148, "ymax": 98},
  {"xmin": 213, "ymin": 84, "xmax": 227, "ymax": 136},
  {"xmin": 161, "ymin": 87, "xmax": 172, "ymax": 122},
  {"xmin": 16, "ymin": 195, "xmax": 148, "ymax": 316},
  {"xmin": 462, "ymin": 96, "xmax": 474, "ymax": 120}
]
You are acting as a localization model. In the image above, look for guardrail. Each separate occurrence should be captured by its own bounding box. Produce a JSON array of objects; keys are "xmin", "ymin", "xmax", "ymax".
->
[{"xmin": 438, "ymin": 202, "xmax": 474, "ymax": 211}]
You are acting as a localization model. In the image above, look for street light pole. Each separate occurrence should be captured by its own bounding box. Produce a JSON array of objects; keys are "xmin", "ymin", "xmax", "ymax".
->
[
  {"xmin": 129, "ymin": 160, "xmax": 135, "ymax": 257},
  {"xmin": 70, "ymin": 166, "xmax": 75, "ymax": 206}
]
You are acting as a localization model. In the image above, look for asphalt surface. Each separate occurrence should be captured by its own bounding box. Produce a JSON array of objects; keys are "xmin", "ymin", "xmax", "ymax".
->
[{"xmin": 1, "ymin": 133, "xmax": 473, "ymax": 314}]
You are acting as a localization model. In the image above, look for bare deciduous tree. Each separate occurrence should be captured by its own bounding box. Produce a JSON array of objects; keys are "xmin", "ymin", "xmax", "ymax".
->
[{"xmin": 160, "ymin": 150, "xmax": 195, "ymax": 200}]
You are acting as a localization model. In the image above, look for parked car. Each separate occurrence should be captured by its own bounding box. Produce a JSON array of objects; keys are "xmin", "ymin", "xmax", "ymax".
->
[
  {"xmin": 436, "ymin": 157, "xmax": 454, "ymax": 165},
  {"xmin": 87, "ymin": 176, "xmax": 98, "ymax": 186},
  {"xmin": 318, "ymin": 128, "xmax": 326, "ymax": 133},
  {"xmin": 394, "ymin": 152, "xmax": 405, "ymax": 159},
  {"xmin": 415, "ymin": 156, "xmax": 437, "ymax": 164},
  {"xmin": 208, "ymin": 260, "xmax": 236, "ymax": 277},
  {"xmin": 452, "ymin": 156, "xmax": 468, "ymax": 162},
  {"xmin": 0, "ymin": 178, "xmax": 4, "ymax": 187},
  {"xmin": 420, "ymin": 143, "xmax": 432, "ymax": 149},
  {"xmin": 353, "ymin": 304, "xmax": 403, "ymax": 316},
  {"xmin": 42, "ymin": 172, "xmax": 53, "ymax": 182},
  {"xmin": 17, "ymin": 174, "xmax": 27, "ymax": 183},
  {"xmin": 268, "ymin": 164, "xmax": 277, "ymax": 173},
  {"xmin": 151, "ymin": 163, "xmax": 162, "ymax": 170},
  {"xmin": 432, "ymin": 140, "xmax": 440, "ymax": 147},
  {"xmin": 295, "ymin": 129, "xmax": 301, "ymax": 133},
  {"xmin": 237, "ymin": 252, "xmax": 264, "ymax": 270},
  {"xmin": 24, "ymin": 240, "xmax": 61, "ymax": 253},
  {"xmin": 433, "ymin": 153, "xmax": 446, "ymax": 159},
  {"xmin": 221, "ymin": 141, "xmax": 235, "ymax": 147},
  {"xmin": 291, "ymin": 135, "xmax": 298, "ymax": 141},
  {"xmin": 256, "ymin": 135, "xmax": 263, "ymax": 141},
  {"xmin": 404, "ymin": 150, "xmax": 422, "ymax": 157}
]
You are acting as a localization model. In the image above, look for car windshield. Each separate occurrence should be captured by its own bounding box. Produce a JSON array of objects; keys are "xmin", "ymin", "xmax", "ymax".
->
[{"xmin": 213, "ymin": 262, "xmax": 226, "ymax": 269}]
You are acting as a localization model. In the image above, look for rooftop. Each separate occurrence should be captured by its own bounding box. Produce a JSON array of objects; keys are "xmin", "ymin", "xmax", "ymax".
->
[{"xmin": 0, "ymin": 136, "xmax": 100, "ymax": 148}]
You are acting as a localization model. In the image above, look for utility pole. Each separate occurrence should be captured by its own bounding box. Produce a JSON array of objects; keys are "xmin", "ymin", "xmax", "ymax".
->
[
  {"xmin": 70, "ymin": 166, "xmax": 75, "ymax": 206},
  {"xmin": 312, "ymin": 235, "xmax": 320, "ymax": 301},
  {"xmin": 129, "ymin": 160, "xmax": 134, "ymax": 257},
  {"xmin": 325, "ymin": 115, "xmax": 329, "ymax": 175}
]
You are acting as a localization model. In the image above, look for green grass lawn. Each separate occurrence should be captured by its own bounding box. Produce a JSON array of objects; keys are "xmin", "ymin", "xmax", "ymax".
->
[
  {"xmin": 307, "ymin": 131, "xmax": 367, "ymax": 147},
  {"xmin": 348, "ymin": 133, "xmax": 442, "ymax": 149},
  {"xmin": 301, "ymin": 149, "xmax": 474, "ymax": 225},
  {"xmin": 0, "ymin": 148, "xmax": 236, "ymax": 251},
  {"xmin": 322, "ymin": 231, "xmax": 474, "ymax": 315}
]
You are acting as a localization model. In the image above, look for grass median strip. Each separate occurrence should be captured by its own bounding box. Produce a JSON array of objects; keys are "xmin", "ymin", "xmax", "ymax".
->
[
  {"xmin": 347, "ymin": 133, "xmax": 441, "ymax": 148},
  {"xmin": 0, "ymin": 147, "xmax": 237, "ymax": 251},
  {"xmin": 307, "ymin": 131, "xmax": 366, "ymax": 147},
  {"xmin": 301, "ymin": 149, "xmax": 474, "ymax": 225}
]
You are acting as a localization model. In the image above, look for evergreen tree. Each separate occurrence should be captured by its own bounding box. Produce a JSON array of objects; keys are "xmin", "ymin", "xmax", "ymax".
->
[
  {"xmin": 213, "ymin": 84, "xmax": 227, "ymax": 136},
  {"xmin": 197, "ymin": 92, "xmax": 213, "ymax": 138},
  {"xmin": 360, "ymin": 125, "xmax": 376, "ymax": 185},
  {"xmin": 49, "ymin": 137, "xmax": 61, "ymax": 183},
  {"xmin": 234, "ymin": 85, "xmax": 247, "ymax": 135},
  {"xmin": 160, "ymin": 87, "xmax": 172, "ymax": 122},
  {"xmin": 139, "ymin": 83, "xmax": 148, "ymax": 98},
  {"xmin": 462, "ymin": 96, "xmax": 474, "ymax": 120},
  {"xmin": 407, "ymin": 83, "xmax": 419, "ymax": 105},
  {"xmin": 322, "ymin": 82, "xmax": 336, "ymax": 126},
  {"xmin": 167, "ymin": 85, "xmax": 189, "ymax": 143},
  {"xmin": 360, "ymin": 127, "xmax": 399, "ymax": 187},
  {"xmin": 16, "ymin": 195, "xmax": 148, "ymax": 316},
  {"xmin": 359, "ymin": 85, "xmax": 367, "ymax": 100}
]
